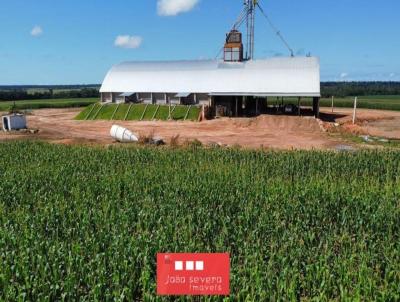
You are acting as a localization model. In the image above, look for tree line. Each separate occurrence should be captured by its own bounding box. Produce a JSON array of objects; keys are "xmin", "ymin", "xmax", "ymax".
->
[
  {"xmin": 0, "ymin": 82, "xmax": 399, "ymax": 101},
  {"xmin": 0, "ymin": 87, "xmax": 100, "ymax": 101},
  {"xmin": 321, "ymin": 82, "xmax": 400, "ymax": 98}
]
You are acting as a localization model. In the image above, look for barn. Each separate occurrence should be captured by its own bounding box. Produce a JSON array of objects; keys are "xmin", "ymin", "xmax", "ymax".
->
[
  {"xmin": 100, "ymin": 56, "xmax": 321, "ymax": 118},
  {"xmin": 100, "ymin": 27, "xmax": 320, "ymax": 119},
  {"xmin": 100, "ymin": 1, "xmax": 321, "ymax": 119}
]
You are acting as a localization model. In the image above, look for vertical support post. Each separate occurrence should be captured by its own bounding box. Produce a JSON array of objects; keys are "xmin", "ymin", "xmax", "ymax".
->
[
  {"xmin": 313, "ymin": 97, "xmax": 320, "ymax": 118},
  {"xmin": 298, "ymin": 97, "xmax": 301, "ymax": 116},
  {"xmin": 167, "ymin": 94, "xmax": 171, "ymax": 119},
  {"xmin": 352, "ymin": 97, "xmax": 358, "ymax": 124},
  {"xmin": 256, "ymin": 98, "xmax": 258, "ymax": 115},
  {"xmin": 331, "ymin": 96, "xmax": 334, "ymax": 113},
  {"xmin": 211, "ymin": 96, "xmax": 215, "ymax": 117},
  {"xmin": 194, "ymin": 93, "xmax": 197, "ymax": 105},
  {"xmin": 235, "ymin": 97, "xmax": 238, "ymax": 117}
]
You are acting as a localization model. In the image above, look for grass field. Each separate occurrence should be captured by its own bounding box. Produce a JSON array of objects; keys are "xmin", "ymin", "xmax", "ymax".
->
[
  {"xmin": 322, "ymin": 95, "xmax": 400, "ymax": 110},
  {"xmin": 0, "ymin": 98, "xmax": 98, "ymax": 111},
  {"xmin": 128, "ymin": 104, "xmax": 147, "ymax": 120},
  {"xmin": 95, "ymin": 104, "xmax": 116, "ymax": 120},
  {"xmin": 113, "ymin": 104, "xmax": 130, "ymax": 120},
  {"xmin": 0, "ymin": 141, "xmax": 399, "ymax": 300},
  {"xmin": 75, "ymin": 103, "xmax": 201, "ymax": 121},
  {"xmin": 273, "ymin": 95, "xmax": 400, "ymax": 111}
]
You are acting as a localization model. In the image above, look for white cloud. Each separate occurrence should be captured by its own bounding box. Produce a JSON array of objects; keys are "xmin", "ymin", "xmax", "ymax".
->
[
  {"xmin": 340, "ymin": 72, "xmax": 348, "ymax": 79},
  {"xmin": 389, "ymin": 73, "xmax": 395, "ymax": 78},
  {"xmin": 157, "ymin": 0, "xmax": 199, "ymax": 16},
  {"xmin": 114, "ymin": 35, "xmax": 143, "ymax": 49},
  {"xmin": 31, "ymin": 25, "xmax": 43, "ymax": 37}
]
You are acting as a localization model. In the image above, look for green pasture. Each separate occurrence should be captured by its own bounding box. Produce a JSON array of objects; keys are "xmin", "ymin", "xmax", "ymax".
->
[
  {"xmin": 0, "ymin": 98, "xmax": 98, "ymax": 111},
  {"xmin": 75, "ymin": 103, "xmax": 201, "ymax": 121}
]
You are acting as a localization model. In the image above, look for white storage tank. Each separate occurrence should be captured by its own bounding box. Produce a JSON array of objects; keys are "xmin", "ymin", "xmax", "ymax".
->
[
  {"xmin": 110, "ymin": 125, "xmax": 138, "ymax": 143},
  {"xmin": 2, "ymin": 114, "xmax": 27, "ymax": 131}
]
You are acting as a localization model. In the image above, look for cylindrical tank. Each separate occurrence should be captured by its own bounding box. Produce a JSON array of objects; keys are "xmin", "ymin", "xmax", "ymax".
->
[{"xmin": 110, "ymin": 125, "xmax": 138, "ymax": 143}]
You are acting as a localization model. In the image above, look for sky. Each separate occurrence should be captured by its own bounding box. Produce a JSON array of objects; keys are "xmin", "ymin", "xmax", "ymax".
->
[{"xmin": 0, "ymin": 0, "xmax": 399, "ymax": 85}]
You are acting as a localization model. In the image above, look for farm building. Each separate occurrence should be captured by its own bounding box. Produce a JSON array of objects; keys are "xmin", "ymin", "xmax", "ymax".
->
[
  {"xmin": 100, "ymin": 56, "xmax": 321, "ymax": 118},
  {"xmin": 100, "ymin": 21, "xmax": 320, "ymax": 118}
]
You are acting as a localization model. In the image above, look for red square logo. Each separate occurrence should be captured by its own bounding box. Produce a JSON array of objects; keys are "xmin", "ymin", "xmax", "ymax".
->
[{"xmin": 157, "ymin": 253, "xmax": 230, "ymax": 296}]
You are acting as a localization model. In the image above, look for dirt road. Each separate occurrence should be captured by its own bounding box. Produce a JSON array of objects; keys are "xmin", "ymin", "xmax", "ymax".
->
[{"xmin": 1, "ymin": 107, "xmax": 399, "ymax": 149}]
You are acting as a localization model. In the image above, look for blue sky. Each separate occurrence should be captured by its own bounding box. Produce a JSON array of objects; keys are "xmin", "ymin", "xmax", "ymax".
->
[{"xmin": 0, "ymin": 0, "xmax": 399, "ymax": 84}]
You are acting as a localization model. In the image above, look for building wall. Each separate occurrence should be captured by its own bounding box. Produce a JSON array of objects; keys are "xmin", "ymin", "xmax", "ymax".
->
[
  {"xmin": 138, "ymin": 93, "xmax": 153, "ymax": 104},
  {"xmin": 102, "ymin": 92, "xmax": 123, "ymax": 103},
  {"xmin": 101, "ymin": 92, "xmax": 113, "ymax": 103},
  {"xmin": 196, "ymin": 93, "xmax": 211, "ymax": 106},
  {"xmin": 153, "ymin": 93, "xmax": 167, "ymax": 105},
  {"xmin": 167, "ymin": 93, "xmax": 181, "ymax": 105},
  {"xmin": 102, "ymin": 92, "xmax": 212, "ymax": 106},
  {"xmin": 112, "ymin": 93, "xmax": 125, "ymax": 104}
]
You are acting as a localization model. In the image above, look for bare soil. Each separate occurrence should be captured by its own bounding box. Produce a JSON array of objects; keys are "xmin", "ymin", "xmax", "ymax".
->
[
  {"xmin": 321, "ymin": 108, "xmax": 400, "ymax": 139},
  {"xmin": 1, "ymin": 107, "xmax": 399, "ymax": 149}
]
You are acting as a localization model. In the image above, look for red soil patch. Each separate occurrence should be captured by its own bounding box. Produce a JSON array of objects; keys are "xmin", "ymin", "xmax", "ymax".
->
[{"xmin": 1, "ymin": 107, "xmax": 399, "ymax": 149}]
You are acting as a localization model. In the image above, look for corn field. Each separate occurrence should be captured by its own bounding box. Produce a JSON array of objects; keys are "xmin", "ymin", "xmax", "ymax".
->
[{"xmin": 0, "ymin": 141, "xmax": 399, "ymax": 301}]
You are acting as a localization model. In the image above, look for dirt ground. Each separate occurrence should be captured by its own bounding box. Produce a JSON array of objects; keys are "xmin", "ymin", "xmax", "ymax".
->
[
  {"xmin": 322, "ymin": 107, "xmax": 400, "ymax": 139},
  {"xmin": 1, "ymin": 107, "xmax": 400, "ymax": 150}
]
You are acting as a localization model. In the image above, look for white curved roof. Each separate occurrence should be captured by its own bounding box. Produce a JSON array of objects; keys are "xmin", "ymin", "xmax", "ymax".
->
[{"xmin": 100, "ymin": 57, "xmax": 320, "ymax": 97}]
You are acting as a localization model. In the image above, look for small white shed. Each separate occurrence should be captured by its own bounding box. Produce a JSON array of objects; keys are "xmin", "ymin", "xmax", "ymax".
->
[{"xmin": 2, "ymin": 114, "xmax": 27, "ymax": 131}]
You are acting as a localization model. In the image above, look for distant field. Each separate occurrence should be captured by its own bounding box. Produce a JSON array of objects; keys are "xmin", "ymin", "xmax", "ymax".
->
[
  {"xmin": 273, "ymin": 95, "xmax": 400, "ymax": 111},
  {"xmin": 76, "ymin": 103, "xmax": 201, "ymax": 121},
  {"xmin": 321, "ymin": 96, "xmax": 400, "ymax": 111},
  {"xmin": 0, "ymin": 98, "xmax": 98, "ymax": 111}
]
